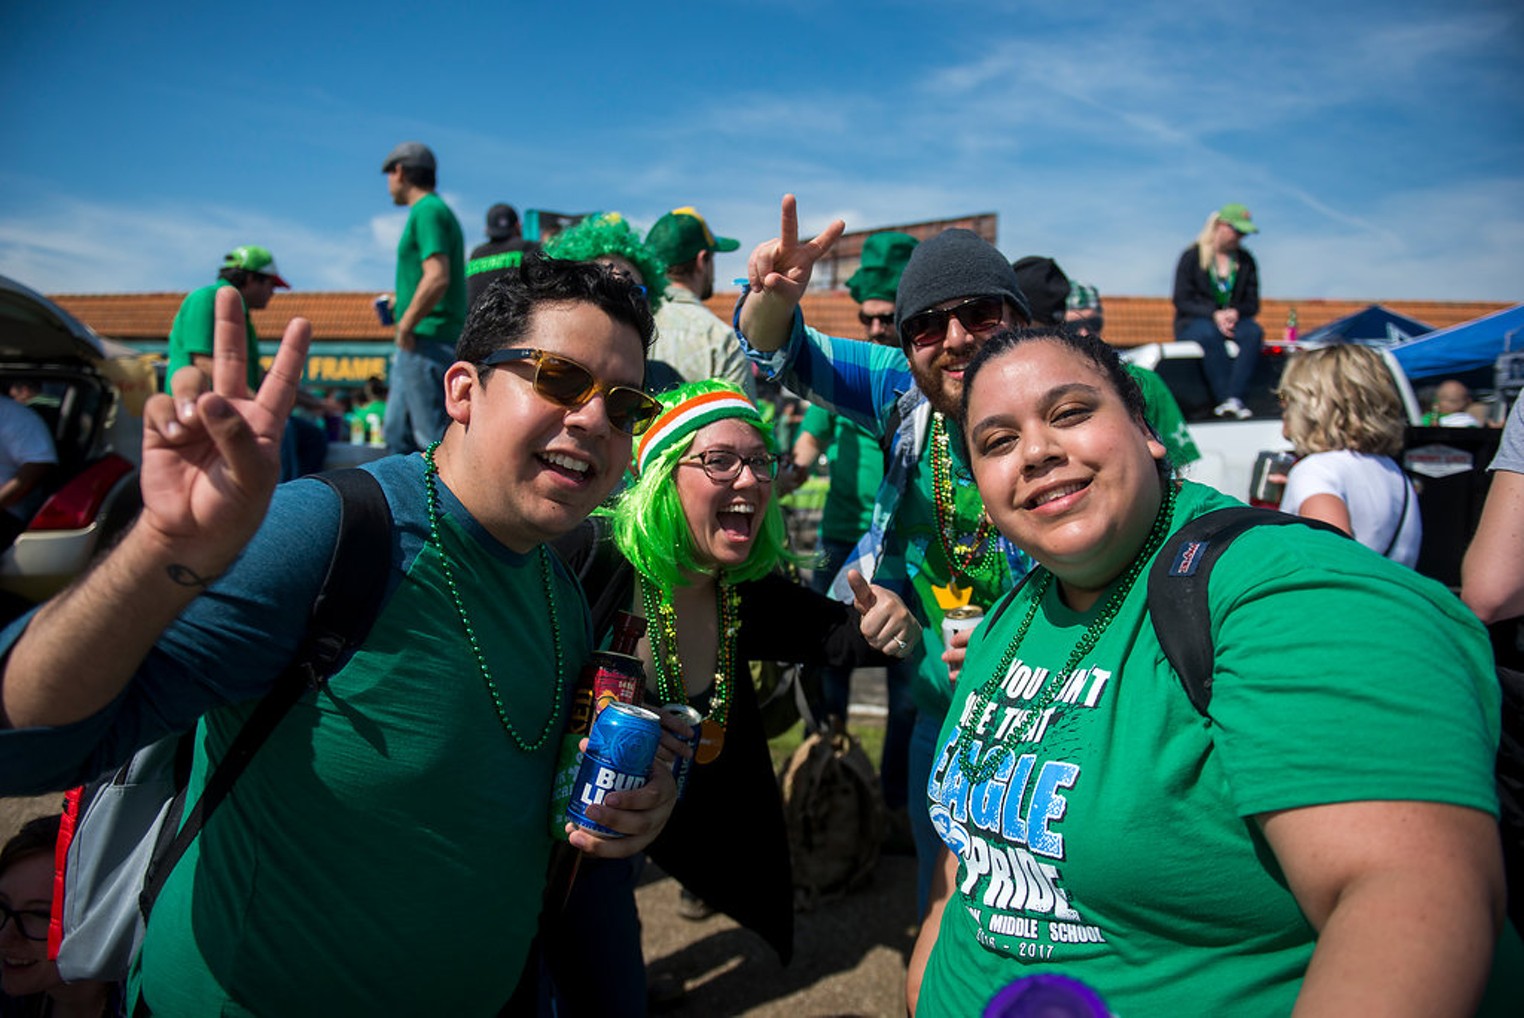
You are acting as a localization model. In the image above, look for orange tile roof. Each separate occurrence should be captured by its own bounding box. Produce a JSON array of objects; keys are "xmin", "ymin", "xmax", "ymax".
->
[
  {"xmin": 53, "ymin": 290, "xmax": 1513, "ymax": 351},
  {"xmin": 707, "ymin": 292, "xmax": 1513, "ymax": 348},
  {"xmin": 52, "ymin": 291, "xmax": 392, "ymax": 343}
]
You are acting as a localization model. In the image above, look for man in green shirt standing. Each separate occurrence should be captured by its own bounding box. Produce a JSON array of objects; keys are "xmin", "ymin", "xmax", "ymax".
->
[
  {"xmin": 165, "ymin": 245, "xmax": 288, "ymax": 390},
  {"xmin": 165, "ymin": 246, "xmax": 326, "ymax": 478},
  {"xmin": 381, "ymin": 141, "xmax": 467, "ymax": 454}
]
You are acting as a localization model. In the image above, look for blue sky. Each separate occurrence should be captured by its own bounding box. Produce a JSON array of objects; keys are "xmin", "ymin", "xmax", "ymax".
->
[{"xmin": 3, "ymin": 1, "xmax": 1520, "ymax": 305}]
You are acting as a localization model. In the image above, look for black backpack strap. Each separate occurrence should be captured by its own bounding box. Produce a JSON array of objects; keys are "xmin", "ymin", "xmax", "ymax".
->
[
  {"xmin": 1147, "ymin": 506, "xmax": 1344, "ymax": 716},
  {"xmin": 138, "ymin": 468, "xmax": 393, "ymax": 920},
  {"xmin": 548, "ymin": 515, "xmax": 634, "ymax": 645}
]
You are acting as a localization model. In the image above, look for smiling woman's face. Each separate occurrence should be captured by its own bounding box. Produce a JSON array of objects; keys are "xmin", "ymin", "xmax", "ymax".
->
[
  {"xmin": 964, "ymin": 339, "xmax": 1166, "ymax": 609},
  {"xmin": 674, "ymin": 418, "xmax": 773, "ymax": 572},
  {"xmin": 0, "ymin": 851, "xmax": 60, "ymax": 998}
]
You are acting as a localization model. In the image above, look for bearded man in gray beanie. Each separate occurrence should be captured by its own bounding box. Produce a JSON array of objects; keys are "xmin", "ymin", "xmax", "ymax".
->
[{"xmin": 733, "ymin": 195, "xmax": 1035, "ymax": 924}]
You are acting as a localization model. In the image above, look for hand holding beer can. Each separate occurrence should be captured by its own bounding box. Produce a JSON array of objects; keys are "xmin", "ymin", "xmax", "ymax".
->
[
  {"xmin": 942, "ymin": 605, "xmax": 984, "ymax": 686},
  {"xmin": 566, "ymin": 702, "xmax": 662, "ymax": 838},
  {"xmin": 662, "ymin": 704, "xmax": 703, "ymax": 799}
]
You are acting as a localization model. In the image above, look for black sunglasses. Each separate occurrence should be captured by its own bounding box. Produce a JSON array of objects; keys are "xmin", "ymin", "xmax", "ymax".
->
[
  {"xmin": 0, "ymin": 901, "xmax": 51, "ymax": 942},
  {"xmin": 858, "ymin": 311, "xmax": 895, "ymax": 329},
  {"xmin": 1068, "ymin": 315, "xmax": 1104, "ymax": 337},
  {"xmin": 900, "ymin": 295, "xmax": 1006, "ymax": 348},
  {"xmin": 479, "ymin": 348, "xmax": 662, "ymax": 436}
]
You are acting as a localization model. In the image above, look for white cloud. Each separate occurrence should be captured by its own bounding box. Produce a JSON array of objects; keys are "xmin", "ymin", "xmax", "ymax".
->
[{"xmin": 0, "ymin": 190, "xmax": 400, "ymax": 295}]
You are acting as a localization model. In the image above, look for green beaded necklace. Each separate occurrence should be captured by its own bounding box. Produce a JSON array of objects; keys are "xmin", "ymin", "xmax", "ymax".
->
[
  {"xmin": 422, "ymin": 441, "xmax": 565, "ymax": 753},
  {"xmin": 954, "ymin": 482, "xmax": 1178, "ymax": 784},
  {"xmin": 639, "ymin": 573, "xmax": 741, "ymax": 729},
  {"xmin": 930, "ymin": 412, "xmax": 1002, "ymax": 586}
]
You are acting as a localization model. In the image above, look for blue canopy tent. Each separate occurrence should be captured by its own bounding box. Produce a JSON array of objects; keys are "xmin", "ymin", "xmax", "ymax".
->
[
  {"xmin": 1389, "ymin": 304, "xmax": 1524, "ymax": 381},
  {"xmin": 1298, "ymin": 304, "xmax": 1433, "ymax": 346}
]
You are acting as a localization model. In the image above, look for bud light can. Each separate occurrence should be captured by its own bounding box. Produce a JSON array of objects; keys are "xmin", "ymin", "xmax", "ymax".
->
[
  {"xmin": 374, "ymin": 294, "xmax": 394, "ymax": 326},
  {"xmin": 566, "ymin": 702, "xmax": 662, "ymax": 837},
  {"xmin": 662, "ymin": 704, "xmax": 703, "ymax": 799}
]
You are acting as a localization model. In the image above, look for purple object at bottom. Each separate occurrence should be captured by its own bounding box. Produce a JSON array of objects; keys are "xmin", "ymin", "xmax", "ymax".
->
[{"xmin": 983, "ymin": 973, "xmax": 1111, "ymax": 1018}]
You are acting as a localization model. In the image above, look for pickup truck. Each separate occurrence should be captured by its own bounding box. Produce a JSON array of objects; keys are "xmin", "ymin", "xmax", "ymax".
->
[{"xmin": 1121, "ymin": 338, "xmax": 1423, "ymax": 502}]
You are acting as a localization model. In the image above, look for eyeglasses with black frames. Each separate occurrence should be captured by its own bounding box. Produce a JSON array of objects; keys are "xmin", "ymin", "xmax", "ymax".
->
[
  {"xmin": 0, "ymin": 901, "xmax": 51, "ymax": 942},
  {"xmin": 679, "ymin": 449, "xmax": 785, "ymax": 484},
  {"xmin": 479, "ymin": 348, "xmax": 662, "ymax": 436},
  {"xmin": 900, "ymin": 295, "xmax": 1006, "ymax": 348},
  {"xmin": 858, "ymin": 310, "xmax": 895, "ymax": 329}
]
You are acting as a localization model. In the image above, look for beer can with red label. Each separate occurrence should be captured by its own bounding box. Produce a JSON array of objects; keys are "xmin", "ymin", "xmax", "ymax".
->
[{"xmin": 588, "ymin": 651, "xmax": 644, "ymax": 717}]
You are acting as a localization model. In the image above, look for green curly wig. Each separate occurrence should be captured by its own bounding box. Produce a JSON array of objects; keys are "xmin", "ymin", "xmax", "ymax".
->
[
  {"xmin": 543, "ymin": 212, "xmax": 669, "ymax": 311},
  {"xmin": 611, "ymin": 379, "xmax": 793, "ymax": 590}
]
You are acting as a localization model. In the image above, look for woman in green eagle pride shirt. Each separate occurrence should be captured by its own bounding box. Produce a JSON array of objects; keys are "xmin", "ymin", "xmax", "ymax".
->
[{"xmin": 906, "ymin": 325, "xmax": 1519, "ymax": 1017}]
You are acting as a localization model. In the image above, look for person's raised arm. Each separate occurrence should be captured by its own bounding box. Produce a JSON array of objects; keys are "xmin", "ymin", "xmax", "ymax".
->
[
  {"xmin": 1, "ymin": 286, "xmax": 311, "ymax": 730},
  {"xmin": 1463, "ymin": 467, "xmax": 1524, "ymax": 624},
  {"xmin": 1259, "ymin": 800, "xmax": 1503, "ymax": 1017},
  {"xmin": 736, "ymin": 194, "xmax": 844, "ymax": 352}
]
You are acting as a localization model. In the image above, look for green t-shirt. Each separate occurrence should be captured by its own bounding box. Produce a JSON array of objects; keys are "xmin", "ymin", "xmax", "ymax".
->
[
  {"xmin": 1125, "ymin": 363, "xmax": 1200, "ymax": 467},
  {"xmin": 920, "ymin": 480, "xmax": 1516, "ymax": 1017},
  {"xmin": 134, "ymin": 475, "xmax": 588, "ymax": 1014},
  {"xmin": 799, "ymin": 403, "xmax": 882, "ymax": 544},
  {"xmin": 165, "ymin": 280, "xmax": 261, "ymax": 389},
  {"xmin": 396, "ymin": 191, "xmax": 468, "ymax": 346}
]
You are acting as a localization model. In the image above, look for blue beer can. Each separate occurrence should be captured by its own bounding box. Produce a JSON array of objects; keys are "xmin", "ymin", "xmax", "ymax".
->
[
  {"xmin": 373, "ymin": 294, "xmax": 395, "ymax": 326},
  {"xmin": 662, "ymin": 704, "xmax": 702, "ymax": 799},
  {"xmin": 566, "ymin": 702, "xmax": 662, "ymax": 837}
]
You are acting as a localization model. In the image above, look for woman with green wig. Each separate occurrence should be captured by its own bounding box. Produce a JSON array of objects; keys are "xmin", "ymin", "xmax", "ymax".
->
[
  {"xmin": 543, "ymin": 212, "xmax": 669, "ymax": 311},
  {"xmin": 546, "ymin": 378, "xmax": 922, "ymax": 1014}
]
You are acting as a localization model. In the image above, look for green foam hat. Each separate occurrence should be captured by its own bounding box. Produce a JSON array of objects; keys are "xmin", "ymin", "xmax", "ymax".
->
[{"xmin": 846, "ymin": 231, "xmax": 919, "ymax": 304}]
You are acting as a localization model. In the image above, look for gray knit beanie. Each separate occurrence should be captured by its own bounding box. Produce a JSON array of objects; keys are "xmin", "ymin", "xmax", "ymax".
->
[{"xmin": 893, "ymin": 229, "xmax": 1032, "ymax": 349}]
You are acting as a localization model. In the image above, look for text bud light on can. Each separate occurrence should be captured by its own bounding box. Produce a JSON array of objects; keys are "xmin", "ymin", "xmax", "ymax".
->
[
  {"xmin": 942, "ymin": 605, "xmax": 985, "ymax": 650},
  {"xmin": 662, "ymin": 704, "xmax": 702, "ymax": 799},
  {"xmin": 566, "ymin": 702, "xmax": 662, "ymax": 837}
]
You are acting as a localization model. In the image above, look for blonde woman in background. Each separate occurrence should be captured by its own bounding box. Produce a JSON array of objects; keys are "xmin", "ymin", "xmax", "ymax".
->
[
  {"xmin": 1277, "ymin": 344, "xmax": 1422, "ymax": 566},
  {"xmin": 1171, "ymin": 203, "xmax": 1264, "ymax": 420}
]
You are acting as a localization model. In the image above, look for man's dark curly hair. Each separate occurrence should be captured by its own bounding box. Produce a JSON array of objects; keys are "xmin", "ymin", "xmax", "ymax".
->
[{"xmin": 457, "ymin": 252, "xmax": 657, "ymax": 367}]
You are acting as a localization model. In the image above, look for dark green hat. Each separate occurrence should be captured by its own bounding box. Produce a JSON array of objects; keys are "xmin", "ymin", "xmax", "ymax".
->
[
  {"xmin": 644, "ymin": 207, "xmax": 739, "ymax": 266},
  {"xmin": 846, "ymin": 232, "xmax": 919, "ymax": 304}
]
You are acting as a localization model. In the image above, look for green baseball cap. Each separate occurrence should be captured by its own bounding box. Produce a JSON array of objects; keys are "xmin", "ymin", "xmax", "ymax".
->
[
  {"xmin": 223, "ymin": 245, "xmax": 290, "ymax": 288},
  {"xmin": 644, "ymin": 207, "xmax": 739, "ymax": 265},
  {"xmin": 846, "ymin": 231, "xmax": 919, "ymax": 304},
  {"xmin": 1217, "ymin": 203, "xmax": 1259, "ymax": 235}
]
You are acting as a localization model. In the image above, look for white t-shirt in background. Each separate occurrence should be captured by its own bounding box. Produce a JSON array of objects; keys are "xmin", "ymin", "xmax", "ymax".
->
[{"xmin": 1281, "ymin": 449, "xmax": 1422, "ymax": 567}]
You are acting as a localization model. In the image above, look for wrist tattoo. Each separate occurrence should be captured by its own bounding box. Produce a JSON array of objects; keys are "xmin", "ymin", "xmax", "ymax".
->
[{"xmin": 166, "ymin": 563, "xmax": 218, "ymax": 588}]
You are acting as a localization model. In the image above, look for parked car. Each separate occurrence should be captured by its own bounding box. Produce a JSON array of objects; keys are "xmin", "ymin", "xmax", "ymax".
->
[
  {"xmin": 1122, "ymin": 337, "xmax": 1421, "ymax": 501},
  {"xmin": 0, "ymin": 274, "xmax": 145, "ymax": 620}
]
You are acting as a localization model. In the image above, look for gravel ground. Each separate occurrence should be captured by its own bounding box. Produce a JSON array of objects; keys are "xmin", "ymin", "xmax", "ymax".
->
[{"xmin": 638, "ymin": 852, "xmax": 918, "ymax": 1017}]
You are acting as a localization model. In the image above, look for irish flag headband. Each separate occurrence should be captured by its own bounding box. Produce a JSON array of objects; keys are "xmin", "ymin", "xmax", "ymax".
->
[{"xmin": 635, "ymin": 390, "xmax": 762, "ymax": 475}]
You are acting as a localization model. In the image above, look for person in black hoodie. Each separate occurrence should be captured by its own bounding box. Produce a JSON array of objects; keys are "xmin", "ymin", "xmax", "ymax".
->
[{"xmin": 1171, "ymin": 203, "xmax": 1263, "ymax": 420}]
